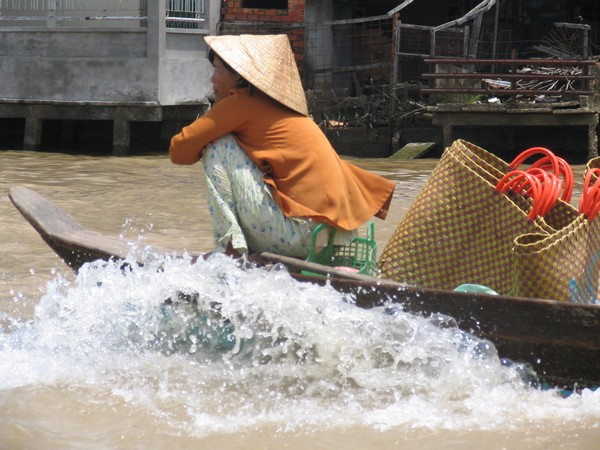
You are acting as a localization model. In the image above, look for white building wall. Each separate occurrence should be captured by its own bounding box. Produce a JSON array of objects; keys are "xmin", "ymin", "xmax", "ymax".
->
[{"xmin": 0, "ymin": 0, "xmax": 217, "ymax": 106}]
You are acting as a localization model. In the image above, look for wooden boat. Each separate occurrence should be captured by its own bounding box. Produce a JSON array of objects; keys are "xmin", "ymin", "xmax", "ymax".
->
[{"xmin": 9, "ymin": 186, "xmax": 600, "ymax": 390}]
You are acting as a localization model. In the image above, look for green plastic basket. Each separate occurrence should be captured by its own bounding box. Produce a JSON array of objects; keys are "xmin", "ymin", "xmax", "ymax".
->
[{"xmin": 303, "ymin": 221, "xmax": 378, "ymax": 276}]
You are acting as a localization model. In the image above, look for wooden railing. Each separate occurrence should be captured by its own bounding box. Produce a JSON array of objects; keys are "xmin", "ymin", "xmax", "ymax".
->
[{"xmin": 422, "ymin": 56, "xmax": 597, "ymax": 102}]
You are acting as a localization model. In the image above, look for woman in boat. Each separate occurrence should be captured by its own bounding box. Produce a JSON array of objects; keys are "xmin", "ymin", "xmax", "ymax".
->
[{"xmin": 169, "ymin": 34, "xmax": 396, "ymax": 259}]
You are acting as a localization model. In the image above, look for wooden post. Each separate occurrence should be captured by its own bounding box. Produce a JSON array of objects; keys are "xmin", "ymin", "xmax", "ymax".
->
[
  {"xmin": 510, "ymin": 49, "xmax": 517, "ymax": 103},
  {"xmin": 588, "ymin": 115, "xmax": 599, "ymax": 159}
]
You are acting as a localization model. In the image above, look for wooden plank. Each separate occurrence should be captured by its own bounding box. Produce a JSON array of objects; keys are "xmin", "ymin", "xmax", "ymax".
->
[
  {"xmin": 421, "ymin": 88, "xmax": 594, "ymax": 96},
  {"xmin": 430, "ymin": 102, "xmax": 580, "ymax": 112},
  {"xmin": 9, "ymin": 186, "xmax": 176, "ymax": 268},
  {"xmin": 422, "ymin": 73, "xmax": 595, "ymax": 80},
  {"xmin": 432, "ymin": 112, "xmax": 597, "ymax": 127},
  {"xmin": 425, "ymin": 58, "xmax": 597, "ymax": 66},
  {"xmin": 261, "ymin": 251, "xmax": 395, "ymax": 284},
  {"xmin": 389, "ymin": 142, "xmax": 436, "ymax": 159}
]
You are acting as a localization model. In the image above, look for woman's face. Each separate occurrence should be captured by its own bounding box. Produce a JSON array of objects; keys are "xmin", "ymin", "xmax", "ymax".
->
[{"xmin": 210, "ymin": 56, "xmax": 241, "ymax": 103}]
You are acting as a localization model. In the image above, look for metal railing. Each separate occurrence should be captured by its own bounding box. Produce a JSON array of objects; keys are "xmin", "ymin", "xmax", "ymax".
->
[
  {"xmin": 421, "ymin": 55, "xmax": 596, "ymax": 102},
  {"xmin": 166, "ymin": 0, "xmax": 204, "ymax": 29}
]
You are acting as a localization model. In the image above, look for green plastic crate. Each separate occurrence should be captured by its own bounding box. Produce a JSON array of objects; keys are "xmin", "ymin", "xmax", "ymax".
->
[{"xmin": 303, "ymin": 221, "xmax": 378, "ymax": 276}]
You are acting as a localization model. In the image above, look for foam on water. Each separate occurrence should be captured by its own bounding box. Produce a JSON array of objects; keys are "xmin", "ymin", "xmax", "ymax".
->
[{"xmin": 1, "ymin": 251, "xmax": 599, "ymax": 437}]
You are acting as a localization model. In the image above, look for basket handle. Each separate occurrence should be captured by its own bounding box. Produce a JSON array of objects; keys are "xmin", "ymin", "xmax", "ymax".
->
[
  {"xmin": 579, "ymin": 168, "xmax": 600, "ymax": 221},
  {"xmin": 366, "ymin": 221, "xmax": 375, "ymax": 242},
  {"xmin": 509, "ymin": 147, "xmax": 573, "ymax": 203},
  {"xmin": 496, "ymin": 167, "xmax": 562, "ymax": 221},
  {"xmin": 509, "ymin": 147, "xmax": 559, "ymax": 171},
  {"xmin": 529, "ymin": 155, "xmax": 573, "ymax": 202},
  {"xmin": 306, "ymin": 223, "xmax": 337, "ymax": 262},
  {"xmin": 525, "ymin": 167, "xmax": 563, "ymax": 217}
]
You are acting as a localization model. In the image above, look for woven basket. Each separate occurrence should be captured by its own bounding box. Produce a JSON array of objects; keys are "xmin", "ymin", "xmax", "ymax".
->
[
  {"xmin": 513, "ymin": 156, "xmax": 600, "ymax": 302},
  {"xmin": 378, "ymin": 140, "xmax": 582, "ymax": 297}
]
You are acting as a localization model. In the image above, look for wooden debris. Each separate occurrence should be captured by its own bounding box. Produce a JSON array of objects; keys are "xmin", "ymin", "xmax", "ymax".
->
[{"xmin": 389, "ymin": 142, "xmax": 436, "ymax": 159}]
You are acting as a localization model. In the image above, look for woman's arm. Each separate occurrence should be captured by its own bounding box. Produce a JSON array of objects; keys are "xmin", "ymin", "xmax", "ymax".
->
[{"xmin": 169, "ymin": 90, "xmax": 248, "ymax": 165}]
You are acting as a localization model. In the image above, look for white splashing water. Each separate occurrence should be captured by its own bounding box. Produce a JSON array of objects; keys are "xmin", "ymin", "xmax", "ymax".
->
[{"xmin": 1, "ymin": 252, "xmax": 599, "ymax": 438}]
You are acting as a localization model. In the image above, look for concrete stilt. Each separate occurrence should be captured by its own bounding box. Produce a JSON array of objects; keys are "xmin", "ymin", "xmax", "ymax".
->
[
  {"xmin": 23, "ymin": 118, "xmax": 43, "ymax": 150},
  {"xmin": 112, "ymin": 119, "xmax": 131, "ymax": 156}
]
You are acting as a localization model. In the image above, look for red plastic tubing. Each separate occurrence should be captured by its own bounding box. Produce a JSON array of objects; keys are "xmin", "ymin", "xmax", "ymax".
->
[
  {"xmin": 496, "ymin": 147, "xmax": 574, "ymax": 221},
  {"xmin": 580, "ymin": 168, "xmax": 600, "ymax": 221}
]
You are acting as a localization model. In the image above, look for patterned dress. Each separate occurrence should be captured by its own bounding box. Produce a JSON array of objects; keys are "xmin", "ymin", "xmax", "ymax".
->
[{"xmin": 203, "ymin": 134, "xmax": 356, "ymax": 256}]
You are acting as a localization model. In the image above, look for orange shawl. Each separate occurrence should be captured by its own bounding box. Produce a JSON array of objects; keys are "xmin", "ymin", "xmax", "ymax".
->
[{"xmin": 170, "ymin": 89, "xmax": 396, "ymax": 230}]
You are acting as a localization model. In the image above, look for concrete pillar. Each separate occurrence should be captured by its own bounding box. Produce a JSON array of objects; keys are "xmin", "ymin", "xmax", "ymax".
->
[
  {"xmin": 147, "ymin": 1, "xmax": 166, "ymax": 105},
  {"xmin": 113, "ymin": 119, "xmax": 131, "ymax": 156},
  {"xmin": 207, "ymin": 0, "xmax": 221, "ymax": 36},
  {"xmin": 47, "ymin": 0, "xmax": 57, "ymax": 28},
  {"xmin": 147, "ymin": 1, "xmax": 166, "ymax": 59},
  {"xmin": 23, "ymin": 118, "xmax": 43, "ymax": 150}
]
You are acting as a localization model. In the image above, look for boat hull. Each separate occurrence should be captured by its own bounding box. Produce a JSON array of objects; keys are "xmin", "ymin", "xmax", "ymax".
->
[{"xmin": 9, "ymin": 186, "xmax": 600, "ymax": 389}]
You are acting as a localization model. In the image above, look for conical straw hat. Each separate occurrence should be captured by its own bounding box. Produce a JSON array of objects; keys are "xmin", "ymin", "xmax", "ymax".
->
[{"xmin": 204, "ymin": 34, "xmax": 308, "ymax": 116}]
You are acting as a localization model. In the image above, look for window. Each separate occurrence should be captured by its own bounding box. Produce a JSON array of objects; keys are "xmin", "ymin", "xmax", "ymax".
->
[
  {"xmin": 242, "ymin": 0, "xmax": 288, "ymax": 9},
  {"xmin": 167, "ymin": 0, "xmax": 205, "ymax": 29}
]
